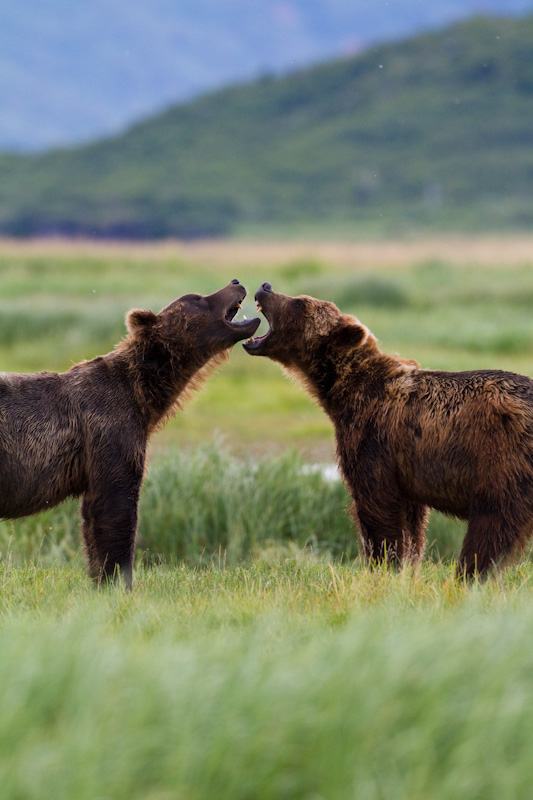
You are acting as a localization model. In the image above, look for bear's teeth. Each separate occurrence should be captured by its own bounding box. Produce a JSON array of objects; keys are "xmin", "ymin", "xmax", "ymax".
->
[
  {"xmin": 243, "ymin": 314, "xmax": 247, "ymax": 320},
  {"xmin": 237, "ymin": 302, "xmax": 242, "ymax": 309},
  {"xmin": 245, "ymin": 336, "xmax": 255, "ymax": 344},
  {"xmin": 257, "ymin": 304, "xmax": 262, "ymax": 312}
]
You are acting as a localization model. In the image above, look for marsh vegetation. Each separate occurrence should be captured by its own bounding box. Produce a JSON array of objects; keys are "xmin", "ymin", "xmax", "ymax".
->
[{"xmin": 1, "ymin": 235, "xmax": 533, "ymax": 798}]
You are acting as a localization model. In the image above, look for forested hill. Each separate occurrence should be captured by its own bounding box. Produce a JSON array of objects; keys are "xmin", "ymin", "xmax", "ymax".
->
[{"xmin": 1, "ymin": 14, "xmax": 532, "ymax": 238}]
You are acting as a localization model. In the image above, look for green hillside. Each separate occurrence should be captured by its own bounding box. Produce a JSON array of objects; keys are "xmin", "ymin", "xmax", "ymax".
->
[{"xmin": 1, "ymin": 14, "xmax": 532, "ymax": 237}]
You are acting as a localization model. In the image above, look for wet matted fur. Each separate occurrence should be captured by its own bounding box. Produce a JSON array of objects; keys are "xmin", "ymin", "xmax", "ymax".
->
[
  {"xmin": 245, "ymin": 282, "xmax": 533, "ymax": 576},
  {"xmin": 0, "ymin": 281, "xmax": 259, "ymax": 588}
]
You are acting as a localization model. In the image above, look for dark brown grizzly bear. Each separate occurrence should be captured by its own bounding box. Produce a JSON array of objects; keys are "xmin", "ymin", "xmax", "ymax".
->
[
  {"xmin": 244, "ymin": 281, "xmax": 533, "ymax": 577},
  {"xmin": 0, "ymin": 280, "xmax": 259, "ymax": 588}
]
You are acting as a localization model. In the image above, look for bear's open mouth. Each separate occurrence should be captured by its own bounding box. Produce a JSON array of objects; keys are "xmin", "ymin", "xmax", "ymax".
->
[
  {"xmin": 224, "ymin": 300, "xmax": 249, "ymax": 328},
  {"xmin": 223, "ymin": 299, "xmax": 261, "ymax": 337},
  {"xmin": 225, "ymin": 301, "xmax": 242, "ymax": 323},
  {"xmin": 243, "ymin": 329, "xmax": 271, "ymax": 350},
  {"xmin": 242, "ymin": 299, "xmax": 272, "ymax": 350}
]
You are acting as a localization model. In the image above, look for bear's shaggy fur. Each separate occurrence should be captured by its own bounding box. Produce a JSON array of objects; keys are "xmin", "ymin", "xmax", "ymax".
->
[
  {"xmin": 0, "ymin": 281, "xmax": 259, "ymax": 588},
  {"xmin": 245, "ymin": 282, "xmax": 533, "ymax": 576}
]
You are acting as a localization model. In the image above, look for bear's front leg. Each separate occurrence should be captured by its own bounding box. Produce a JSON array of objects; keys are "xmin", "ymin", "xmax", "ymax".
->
[{"xmin": 81, "ymin": 481, "xmax": 141, "ymax": 590}]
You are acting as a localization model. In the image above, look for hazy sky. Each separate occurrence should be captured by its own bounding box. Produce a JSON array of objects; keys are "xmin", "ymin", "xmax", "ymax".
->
[{"xmin": 2, "ymin": 0, "xmax": 533, "ymax": 151}]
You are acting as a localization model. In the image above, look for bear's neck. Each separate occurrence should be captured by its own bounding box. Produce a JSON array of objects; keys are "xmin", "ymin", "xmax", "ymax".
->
[
  {"xmin": 122, "ymin": 343, "xmax": 226, "ymax": 433},
  {"xmin": 291, "ymin": 345, "xmax": 412, "ymax": 420}
]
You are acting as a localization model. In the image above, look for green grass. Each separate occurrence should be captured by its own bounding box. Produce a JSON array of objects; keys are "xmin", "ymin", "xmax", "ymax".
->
[
  {"xmin": 0, "ymin": 442, "xmax": 469, "ymax": 568},
  {"xmin": 1, "ymin": 239, "xmax": 533, "ymax": 451},
  {"xmin": 1, "ymin": 560, "xmax": 533, "ymax": 799}
]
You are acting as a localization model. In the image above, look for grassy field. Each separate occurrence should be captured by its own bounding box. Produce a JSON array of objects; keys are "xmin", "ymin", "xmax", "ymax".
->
[
  {"xmin": 2, "ymin": 234, "xmax": 533, "ymax": 454},
  {"xmin": 0, "ymin": 443, "xmax": 466, "ymax": 568},
  {"xmin": 2, "ymin": 235, "xmax": 533, "ymax": 797},
  {"xmin": 3, "ymin": 560, "xmax": 533, "ymax": 799},
  {"xmin": 2, "ymin": 233, "xmax": 533, "ymax": 564}
]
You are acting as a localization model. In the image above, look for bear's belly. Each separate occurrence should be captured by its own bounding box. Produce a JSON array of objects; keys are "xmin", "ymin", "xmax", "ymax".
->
[
  {"xmin": 397, "ymin": 447, "xmax": 474, "ymax": 519},
  {"xmin": 0, "ymin": 476, "xmax": 77, "ymax": 520},
  {"xmin": 0, "ymin": 447, "xmax": 84, "ymax": 520}
]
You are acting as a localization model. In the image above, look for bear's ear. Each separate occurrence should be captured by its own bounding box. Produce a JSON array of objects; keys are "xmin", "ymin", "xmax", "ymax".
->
[
  {"xmin": 329, "ymin": 322, "xmax": 368, "ymax": 350},
  {"xmin": 126, "ymin": 309, "xmax": 157, "ymax": 336}
]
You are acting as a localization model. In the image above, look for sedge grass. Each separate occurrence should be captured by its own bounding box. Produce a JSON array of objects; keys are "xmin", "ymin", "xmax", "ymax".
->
[
  {"xmin": 0, "ymin": 238, "xmax": 532, "ymax": 797},
  {"xmin": 0, "ymin": 442, "xmax": 468, "ymax": 568},
  {"xmin": 0, "ymin": 237, "xmax": 533, "ymax": 450},
  {"xmin": 0, "ymin": 560, "xmax": 533, "ymax": 799}
]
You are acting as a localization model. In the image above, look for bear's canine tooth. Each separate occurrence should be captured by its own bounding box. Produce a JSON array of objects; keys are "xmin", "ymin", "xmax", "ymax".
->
[{"xmin": 256, "ymin": 304, "xmax": 262, "ymax": 312}]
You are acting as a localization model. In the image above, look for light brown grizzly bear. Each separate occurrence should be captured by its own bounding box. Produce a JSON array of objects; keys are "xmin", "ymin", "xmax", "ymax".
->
[
  {"xmin": 244, "ymin": 281, "xmax": 533, "ymax": 576},
  {"xmin": 0, "ymin": 280, "xmax": 259, "ymax": 588}
]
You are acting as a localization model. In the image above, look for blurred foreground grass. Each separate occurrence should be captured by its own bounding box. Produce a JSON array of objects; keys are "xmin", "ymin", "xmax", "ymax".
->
[{"xmin": 2, "ymin": 560, "xmax": 533, "ymax": 799}]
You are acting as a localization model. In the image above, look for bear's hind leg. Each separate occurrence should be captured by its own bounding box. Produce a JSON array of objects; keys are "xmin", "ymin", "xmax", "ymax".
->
[
  {"xmin": 355, "ymin": 500, "xmax": 428, "ymax": 568},
  {"xmin": 356, "ymin": 508, "xmax": 404, "ymax": 568},
  {"xmin": 458, "ymin": 496, "xmax": 527, "ymax": 578},
  {"xmin": 403, "ymin": 502, "xmax": 429, "ymax": 563},
  {"xmin": 81, "ymin": 498, "xmax": 100, "ymax": 582}
]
